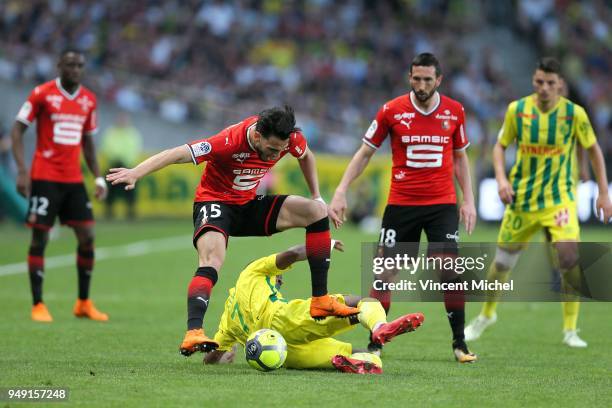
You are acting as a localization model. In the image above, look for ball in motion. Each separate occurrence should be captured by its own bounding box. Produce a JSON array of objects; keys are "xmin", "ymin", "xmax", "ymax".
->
[{"xmin": 245, "ymin": 329, "xmax": 287, "ymax": 371}]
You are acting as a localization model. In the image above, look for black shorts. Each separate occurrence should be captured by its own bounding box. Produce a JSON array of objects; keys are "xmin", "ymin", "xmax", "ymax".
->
[
  {"xmin": 192, "ymin": 195, "xmax": 289, "ymax": 247},
  {"xmin": 26, "ymin": 180, "xmax": 94, "ymax": 230},
  {"xmin": 379, "ymin": 204, "xmax": 458, "ymax": 255}
]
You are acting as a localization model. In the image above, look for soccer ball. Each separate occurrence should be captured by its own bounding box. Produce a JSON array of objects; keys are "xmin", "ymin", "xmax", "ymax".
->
[{"xmin": 245, "ymin": 329, "xmax": 287, "ymax": 372}]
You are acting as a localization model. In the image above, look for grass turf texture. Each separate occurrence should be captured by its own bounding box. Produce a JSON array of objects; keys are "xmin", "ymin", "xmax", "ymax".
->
[{"xmin": 0, "ymin": 220, "xmax": 611, "ymax": 407}]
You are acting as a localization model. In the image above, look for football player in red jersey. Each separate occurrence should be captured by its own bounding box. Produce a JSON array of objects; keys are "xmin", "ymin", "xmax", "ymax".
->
[
  {"xmin": 11, "ymin": 49, "xmax": 109, "ymax": 323},
  {"xmin": 107, "ymin": 105, "xmax": 359, "ymax": 356},
  {"xmin": 330, "ymin": 53, "xmax": 478, "ymax": 363}
]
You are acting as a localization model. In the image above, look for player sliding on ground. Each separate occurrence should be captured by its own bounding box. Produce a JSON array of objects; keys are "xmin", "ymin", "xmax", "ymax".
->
[
  {"xmin": 106, "ymin": 106, "xmax": 359, "ymax": 356},
  {"xmin": 203, "ymin": 240, "xmax": 425, "ymax": 374}
]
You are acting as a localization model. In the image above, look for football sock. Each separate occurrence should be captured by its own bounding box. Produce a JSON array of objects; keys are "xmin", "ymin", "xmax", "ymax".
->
[
  {"xmin": 560, "ymin": 264, "xmax": 582, "ymax": 332},
  {"xmin": 28, "ymin": 246, "xmax": 45, "ymax": 305},
  {"xmin": 562, "ymin": 301, "xmax": 580, "ymax": 331},
  {"xmin": 357, "ymin": 299, "xmax": 387, "ymax": 331},
  {"xmin": 187, "ymin": 267, "xmax": 217, "ymax": 330},
  {"xmin": 369, "ymin": 287, "xmax": 391, "ymax": 314},
  {"xmin": 76, "ymin": 244, "xmax": 94, "ymax": 300},
  {"xmin": 481, "ymin": 262, "xmax": 510, "ymax": 318},
  {"xmin": 444, "ymin": 278, "xmax": 466, "ymax": 342},
  {"xmin": 306, "ymin": 217, "xmax": 330, "ymax": 297}
]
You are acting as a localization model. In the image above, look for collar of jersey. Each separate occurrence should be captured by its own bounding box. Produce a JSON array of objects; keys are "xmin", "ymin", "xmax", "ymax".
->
[
  {"xmin": 409, "ymin": 91, "xmax": 440, "ymax": 116},
  {"xmin": 245, "ymin": 123, "xmax": 257, "ymax": 152},
  {"xmin": 530, "ymin": 93, "xmax": 562, "ymax": 116},
  {"xmin": 55, "ymin": 77, "xmax": 81, "ymax": 100}
]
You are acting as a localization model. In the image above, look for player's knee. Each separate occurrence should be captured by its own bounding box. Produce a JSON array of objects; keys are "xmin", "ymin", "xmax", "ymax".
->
[
  {"xmin": 305, "ymin": 207, "xmax": 329, "ymax": 230},
  {"xmin": 557, "ymin": 250, "xmax": 578, "ymax": 270},
  {"xmin": 307, "ymin": 200, "xmax": 327, "ymax": 224},
  {"xmin": 493, "ymin": 248, "xmax": 521, "ymax": 272},
  {"xmin": 75, "ymin": 228, "xmax": 95, "ymax": 248},
  {"xmin": 31, "ymin": 229, "xmax": 49, "ymax": 251}
]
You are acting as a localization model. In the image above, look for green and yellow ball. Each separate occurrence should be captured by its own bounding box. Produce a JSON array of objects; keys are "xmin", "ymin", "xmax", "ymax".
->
[{"xmin": 245, "ymin": 329, "xmax": 287, "ymax": 371}]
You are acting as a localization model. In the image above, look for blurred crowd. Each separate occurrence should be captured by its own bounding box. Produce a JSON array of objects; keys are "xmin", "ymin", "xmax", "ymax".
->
[{"xmin": 0, "ymin": 0, "xmax": 609, "ymax": 163}]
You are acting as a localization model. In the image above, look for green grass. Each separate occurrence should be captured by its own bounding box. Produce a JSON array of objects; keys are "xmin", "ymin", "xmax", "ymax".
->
[{"xmin": 0, "ymin": 220, "xmax": 611, "ymax": 407}]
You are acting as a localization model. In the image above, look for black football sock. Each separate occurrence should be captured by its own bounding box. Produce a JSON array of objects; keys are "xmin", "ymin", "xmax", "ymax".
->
[
  {"xmin": 28, "ymin": 246, "xmax": 45, "ymax": 305},
  {"xmin": 444, "ymin": 278, "xmax": 466, "ymax": 343},
  {"xmin": 77, "ymin": 245, "xmax": 94, "ymax": 300},
  {"xmin": 187, "ymin": 267, "xmax": 217, "ymax": 330},
  {"xmin": 305, "ymin": 217, "xmax": 330, "ymax": 297}
]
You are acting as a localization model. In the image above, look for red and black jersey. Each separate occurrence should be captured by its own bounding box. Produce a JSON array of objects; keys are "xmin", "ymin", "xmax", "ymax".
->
[
  {"xmin": 16, "ymin": 78, "xmax": 98, "ymax": 183},
  {"xmin": 363, "ymin": 91, "xmax": 469, "ymax": 206},
  {"xmin": 186, "ymin": 116, "xmax": 307, "ymax": 205}
]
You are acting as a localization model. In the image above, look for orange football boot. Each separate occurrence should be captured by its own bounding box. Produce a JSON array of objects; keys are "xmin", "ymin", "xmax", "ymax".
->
[
  {"xmin": 31, "ymin": 302, "xmax": 53, "ymax": 322},
  {"xmin": 310, "ymin": 294, "xmax": 360, "ymax": 320},
  {"xmin": 179, "ymin": 328, "xmax": 219, "ymax": 356},
  {"xmin": 73, "ymin": 299, "xmax": 109, "ymax": 321}
]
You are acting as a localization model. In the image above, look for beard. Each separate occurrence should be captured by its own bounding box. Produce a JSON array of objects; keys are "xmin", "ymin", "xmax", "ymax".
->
[{"xmin": 412, "ymin": 87, "xmax": 438, "ymax": 103}]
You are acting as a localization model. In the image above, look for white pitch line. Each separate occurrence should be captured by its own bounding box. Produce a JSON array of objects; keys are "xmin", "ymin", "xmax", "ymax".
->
[{"xmin": 0, "ymin": 235, "xmax": 194, "ymax": 277}]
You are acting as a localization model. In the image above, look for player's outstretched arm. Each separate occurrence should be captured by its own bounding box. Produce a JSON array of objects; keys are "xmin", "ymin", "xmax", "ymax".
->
[
  {"xmin": 330, "ymin": 144, "xmax": 376, "ymax": 228},
  {"xmin": 275, "ymin": 240, "xmax": 344, "ymax": 270},
  {"xmin": 82, "ymin": 133, "xmax": 108, "ymax": 201},
  {"xmin": 586, "ymin": 143, "xmax": 612, "ymax": 223},
  {"xmin": 453, "ymin": 149, "xmax": 476, "ymax": 235},
  {"xmin": 297, "ymin": 147, "xmax": 322, "ymax": 200},
  {"xmin": 106, "ymin": 145, "xmax": 192, "ymax": 190},
  {"xmin": 10, "ymin": 121, "xmax": 30, "ymax": 197},
  {"xmin": 492, "ymin": 142, "xmax": 515, "ymax": 205}
]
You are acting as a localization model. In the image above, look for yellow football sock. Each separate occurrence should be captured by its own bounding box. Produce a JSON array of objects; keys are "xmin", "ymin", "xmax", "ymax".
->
[
  {"xmin": 560, "ymin": 264, "xmax": 582, "ymax": 331},
  {"xmin": 562, "ymin": 301, "xmax": 580, "ymax": 331},
  {"xmin": 481, "ymin": 263, "xmax": 511, "ymax": 319},
  {"xmin": 357, "ymin": 299, "xmax": 387, "ymax": 331}
]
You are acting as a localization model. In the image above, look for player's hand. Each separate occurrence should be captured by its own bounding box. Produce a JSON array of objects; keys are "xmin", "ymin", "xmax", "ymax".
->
[
  {"xmin": 459, "ymin": 201, "xmax": 477, "ymax": 235},
  {"xmin": 329, "ymin": 191, "xmax": 348, "ymax": 229},
  {"xmin": 16, "ymin": 170, "xmax": 30, "ymax": 197},
  {"xmin": 595, "ymin": 193, "xmax": 612, "ymax": 224},
  {"xmin": 497, "ymin": 178, "xmax": 515, "ymax": 205},
  {"xmin": 203, "ymin": 346, "xmax": 236, "ymax": 365},
  {"xmin": 332, "ymin": 239, "xmax": 345, "ymax": 252},
  {"xmin": 106, "ymin": 168, "xmax": 138, "ymax": 190},
  {"xmin": 94, "ymin": 177, "xmax": 108, "ymax": 201}
]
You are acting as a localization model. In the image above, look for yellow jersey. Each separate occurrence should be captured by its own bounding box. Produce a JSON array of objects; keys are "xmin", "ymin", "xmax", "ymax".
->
[
  {"xmin": 498, "ymin": 94, "xmax": 596, "ymax": 212},
  {"xmin": 214, "ymin": 254, "xmax": 289, "ymax": 350}
]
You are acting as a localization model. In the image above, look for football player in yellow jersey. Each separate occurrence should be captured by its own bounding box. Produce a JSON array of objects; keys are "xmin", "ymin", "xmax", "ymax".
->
[
  {"xmin": 465, "ymin": 57, "xmax": 612, "ymax": 347},
  {"xmin": 203, "ymin": 241, "xmax": 425, "ymax": 373}
]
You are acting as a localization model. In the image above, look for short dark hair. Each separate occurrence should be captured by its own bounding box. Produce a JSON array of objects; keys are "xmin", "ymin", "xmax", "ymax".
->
[
  {"xmin": 256, "ymin": 105, "xmax": 297, "ymax": 140},
  {"xmin": 536, "ymin": 57, "xmax": 561, "ymax": 75},
  {"xmin": 410, "ymin": 52, "xmax": 442, "ymax": 76},
  {"xmin": 59, "ymin": 47, "xmax": 84, "ymax": 59}
]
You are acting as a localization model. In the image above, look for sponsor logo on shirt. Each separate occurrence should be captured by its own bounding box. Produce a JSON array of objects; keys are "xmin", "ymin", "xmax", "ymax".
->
[
  {"xmin": 435, "ymin": 113, "xmax": 458, "ymax": 121},
  {"xmin": 393, "ymin": 112, "xmax": 416, "ymax": 120},
  {"xmin": 46, "ymin": 95, "xmax": 63, "ymax": 110},
  {"xmin": 401, "ymin": 135, "xmax": 450, "ymax": 144},
  {"xmin": 232, "ymin": 152, "xmax": 251, "ymax": 163}
]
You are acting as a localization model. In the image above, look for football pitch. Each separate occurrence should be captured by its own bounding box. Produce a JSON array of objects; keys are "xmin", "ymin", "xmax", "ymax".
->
[{"xmin": 1, "ymin": 220, "xmax": 611, "ymax": 407}]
